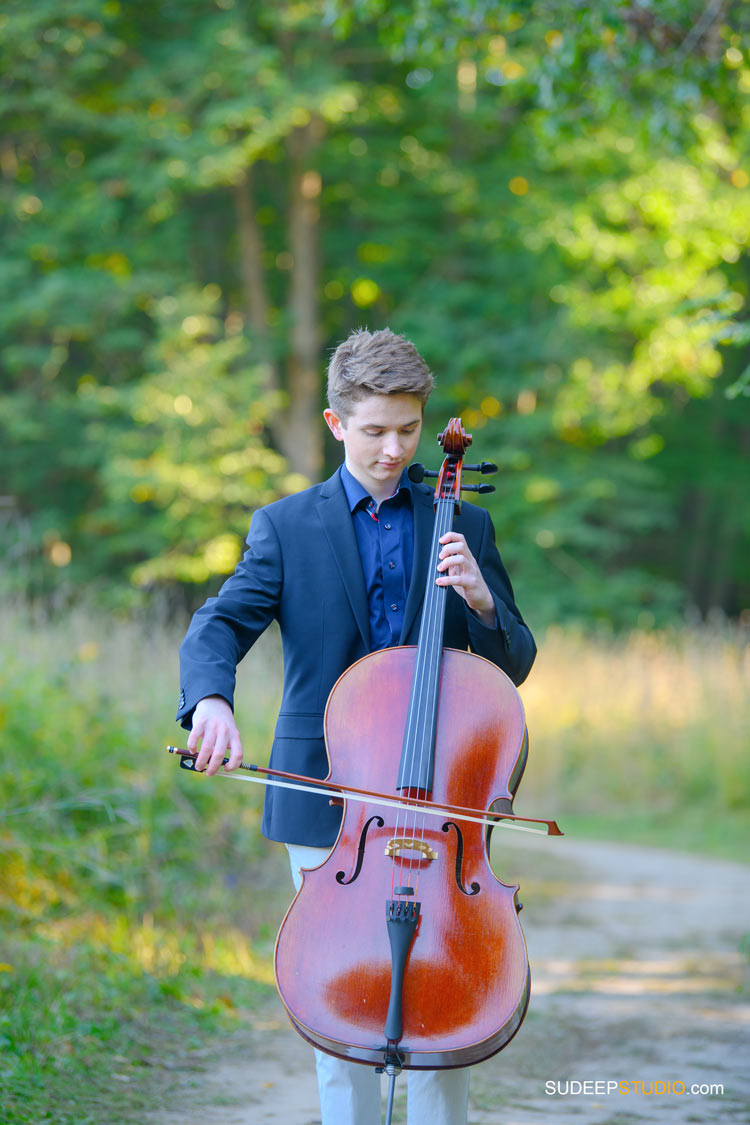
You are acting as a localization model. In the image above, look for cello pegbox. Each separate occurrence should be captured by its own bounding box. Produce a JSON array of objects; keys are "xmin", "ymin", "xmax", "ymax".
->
[
  {"xmin": 434, "ymin": 417, "xmax": 473, "ymax": 510},
  {"xmin": 437, "ymin": 417, "xmax": 472, "ymax": 457}
]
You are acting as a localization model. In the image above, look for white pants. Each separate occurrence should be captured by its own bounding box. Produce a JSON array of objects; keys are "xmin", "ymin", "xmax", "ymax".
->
[{"xmin": 285, "ymin": 844, "xmax": 471, "ymax": 1125}]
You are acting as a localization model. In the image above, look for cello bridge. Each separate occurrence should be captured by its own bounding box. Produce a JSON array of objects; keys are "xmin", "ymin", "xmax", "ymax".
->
[{"xmin": 385, "ymin": 837, "xmax": 438, "ymax": 861}]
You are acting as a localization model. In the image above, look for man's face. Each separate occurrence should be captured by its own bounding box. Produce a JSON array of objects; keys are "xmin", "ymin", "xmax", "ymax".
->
[{"xmin": 324, "ymin": 393, "xmax": 423, "ymax": 498}]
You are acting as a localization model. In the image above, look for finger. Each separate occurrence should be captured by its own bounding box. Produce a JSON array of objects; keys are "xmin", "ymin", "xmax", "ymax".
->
[
  {"xmin": 436, "ymin": 576, "xmax": 470, "ymax": 597},
  {"xmin": 195, "ymin": 723, "xmax": 220, "ymax": 771},
  {"xmin": 187, "ymin": 716, "xmax": 206, "ymax": 755},
  {"xmin": 195, "ymin": 739, "xmax": 215, "ymax": 772},
  {"xmin": 224, "ymin": 730, "xmax": 244, "ymax": 772},
  {"xmin": 204, "ymin": 753, "xmax": 226, "ymax": 777},
  {"xmin": 437, "ymin": 552, "xmax": 469, "ymax": 571},
  {"xmin": 440, "ymin": 543, "xmax": 475, "ymax": 561},
  {"xmin": 204, "ymin": 733, "xmax": 231, "ymax": 776}
]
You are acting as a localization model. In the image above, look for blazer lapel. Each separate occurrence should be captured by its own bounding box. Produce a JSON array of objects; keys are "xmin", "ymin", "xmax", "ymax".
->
[
  {"xmin": 400, "ymin": 483, "xmax": 435, "ymax": 643},
  {"xmin": 317, "ymin": 469, "xmax": 371, "ymax": 650}
]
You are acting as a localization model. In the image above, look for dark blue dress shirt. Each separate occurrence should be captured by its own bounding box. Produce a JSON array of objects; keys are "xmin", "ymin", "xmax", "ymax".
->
[{"xmin": 340, "ymin": 464, "xmax": 414, "ymax": 651}]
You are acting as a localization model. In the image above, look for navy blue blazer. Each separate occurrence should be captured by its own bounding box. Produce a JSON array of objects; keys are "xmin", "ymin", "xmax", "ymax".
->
[{"xmin": 178, "ymin": 467, "xmax": 536, "ymax": 846}]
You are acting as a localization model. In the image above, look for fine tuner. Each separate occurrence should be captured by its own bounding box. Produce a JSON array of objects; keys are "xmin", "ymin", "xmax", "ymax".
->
[{"xmin": 408, "ymin": 460, "xmax": 498, "ymax": 493}]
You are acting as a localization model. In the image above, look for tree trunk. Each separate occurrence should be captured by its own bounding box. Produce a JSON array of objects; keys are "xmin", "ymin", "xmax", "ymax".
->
[
  {"xmin": 234, "ymin": 125, "xmax": 324, "ymax": 482},
  {"xmin": 683, "ymin": 485, "xmax": 713, "ymax": 612},
  {"xmin": 284, "ymin": 118, "xmax": 325, "ymax": 482},
  {"xmin": 234, "ymin": 172, "xmax": 281, "ymax": 396}
]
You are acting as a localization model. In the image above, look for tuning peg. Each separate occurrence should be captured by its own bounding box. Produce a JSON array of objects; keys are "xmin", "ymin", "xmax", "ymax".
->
[
  {"xmin": 407, "ymin": 463, "xmax": 439, "ymax": 483},
  {"xmin": 461, "ymin": 483, "xmax": 496, "ymax": 494},
  {"xmin": 462, "ymin": 461, "xmax": 498, "ymax": 475}
]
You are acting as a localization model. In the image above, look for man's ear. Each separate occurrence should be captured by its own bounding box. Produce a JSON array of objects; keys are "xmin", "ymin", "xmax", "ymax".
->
[{"xmin": 323, "ymin": 408, "xmax": 345, "ymax": 442}]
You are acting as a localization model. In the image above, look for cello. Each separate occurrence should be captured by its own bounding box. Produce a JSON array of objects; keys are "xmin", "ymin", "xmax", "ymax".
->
[
  {"xmin": 269, "ymin": 417, "xmax": 559, "ymax": 1116},
  {"xmin": 169, "ymin": 417, "xmax": 560, "ymax": 1118}
]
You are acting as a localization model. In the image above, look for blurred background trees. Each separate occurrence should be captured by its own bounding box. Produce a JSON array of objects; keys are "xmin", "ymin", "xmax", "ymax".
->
[{"xmin": 1, "ymin": 0, "xmax": 748, "ymax": 626}]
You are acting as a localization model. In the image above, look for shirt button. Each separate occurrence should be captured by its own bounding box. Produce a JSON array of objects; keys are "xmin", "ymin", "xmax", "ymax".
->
[
  {"xmin": 384, "ymin": 522, "xmax": 391, "ymax": 529},
  {"xmin": 390, "ymin": 603, "xmax": 398, "ymax": 611}
]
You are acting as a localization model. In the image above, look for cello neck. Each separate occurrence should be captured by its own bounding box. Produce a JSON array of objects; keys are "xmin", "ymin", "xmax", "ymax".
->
[{"xmin": 395, "ymin": 494, "xmax": 455, "ymax": 792}]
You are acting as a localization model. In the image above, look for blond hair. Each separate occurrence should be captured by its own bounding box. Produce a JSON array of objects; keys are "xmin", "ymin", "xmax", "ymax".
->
[{"xmin": 327, "ymin": 328, "xmax": 434, "ymax": 420}]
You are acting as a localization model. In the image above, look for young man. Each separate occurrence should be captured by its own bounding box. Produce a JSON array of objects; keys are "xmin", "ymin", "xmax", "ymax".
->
[{"xmin": 178, "ymin": 327, "xmax": 536, "ymax": 1125}]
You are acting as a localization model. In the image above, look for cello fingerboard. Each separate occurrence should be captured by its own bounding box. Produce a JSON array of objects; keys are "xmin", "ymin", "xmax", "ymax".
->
[{"xmin": 396, "ymin": 495, "xmax": 454, "ymax": 792}]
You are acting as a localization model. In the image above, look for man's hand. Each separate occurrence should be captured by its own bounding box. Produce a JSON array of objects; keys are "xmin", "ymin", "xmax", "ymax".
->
[
  {"xmin": 187, "ymin": 695, "xmax": 244, "ymax": 776},
  {"xmin": 436, "ymin": 531, "xmax": 497, "ymax": 628}
]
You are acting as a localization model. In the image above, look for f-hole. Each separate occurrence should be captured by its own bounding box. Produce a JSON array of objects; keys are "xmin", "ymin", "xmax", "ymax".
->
[
  {"xmin": 442, "ymin": 821, "xmax": 480, "ymax": 896},
  {"xmin": 336, "ymin": 816, "xmax": 385, "ymax": 885}
]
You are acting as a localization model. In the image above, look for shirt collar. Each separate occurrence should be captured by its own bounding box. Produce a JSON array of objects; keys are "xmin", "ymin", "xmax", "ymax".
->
[{"xmin": 340, "ymin": 463, "xmax": 412, "ymax": 513}]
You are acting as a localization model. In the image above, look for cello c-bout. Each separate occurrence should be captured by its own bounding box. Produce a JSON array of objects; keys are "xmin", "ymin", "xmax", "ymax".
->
[{"xmin": 274, "ymin": 418, "xmax": 533, "ymax": 1072}]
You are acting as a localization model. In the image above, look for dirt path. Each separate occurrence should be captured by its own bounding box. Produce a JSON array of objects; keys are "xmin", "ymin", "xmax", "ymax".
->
[{"xmin": 150, "ymin": 836, "xmax": 749, "ymax": 1124}]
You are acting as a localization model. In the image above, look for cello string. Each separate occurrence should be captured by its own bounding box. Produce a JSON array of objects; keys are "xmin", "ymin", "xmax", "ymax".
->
[
  {"xmin": 392, "ymin": 451, "xmax": 461, "ymax": 897},
  {"xmin": 395, "ymin": 494, "xmax": 445, "ymax": 893},
  {"xmin": 425, "ymin": 498, "xmax": 452, "ymax": 854},
  {"xmin": 403, "ymin": 496, "xmax": 444, "ymax": 884},
  {"xmin": 394, "ymin": 515, "xmax": 429, "ymax": 894},
  {"xmin": 405, "ymin": 497, "xmax": 445, "ymax": 884},
  {"xmin": 412, "ymin": 497, "xmax": 449, "ymax": 860},
  {"xmin": 405, "ymin": 495, "xmax": 452, "ymax": 889},
  {"xmin": 406, "ymin": 510, "xmax": 438, "ymax": 896},
  {"xmin": 389, "ymin": 486, "xmax": 432, "ymax": 895},
  {"xmin": 391, "ymin": 500, "xmax": 439, "ymax": 895}
]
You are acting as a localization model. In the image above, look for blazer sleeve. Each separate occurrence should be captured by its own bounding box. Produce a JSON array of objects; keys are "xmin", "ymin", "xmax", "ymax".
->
[
  {"xmin": 177, "ymin": 508, "xmax": 283, "ymax": 728},
  {"xmin": 464, "ymin": 508, "xmax": 536, "ymax": 686}
]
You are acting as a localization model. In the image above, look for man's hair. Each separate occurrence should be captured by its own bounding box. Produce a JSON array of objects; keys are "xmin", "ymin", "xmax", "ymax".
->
[{"xmin": 327, "ymin": 328, "xmax": 434, "ymax": 420}]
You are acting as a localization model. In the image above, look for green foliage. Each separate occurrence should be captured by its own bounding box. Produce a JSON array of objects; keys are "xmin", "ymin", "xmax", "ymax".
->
[
  {"xmin": 87, "ymin": 286, "xmax": 295, "ymax": 589},
  {"xmin": 0, "ymin": 602, "xmax": 284, "ymax": 1121},
  {"xmin": 0, "ymin": 936, "xmax": 256, "ymax": 1125},
  {"xmin": 1, "ymin": 1, "xmax": 749, "ymax": 623},
  {"xmin": 0, "ymin": 604, "xmax": 281, "ymax": 922}
]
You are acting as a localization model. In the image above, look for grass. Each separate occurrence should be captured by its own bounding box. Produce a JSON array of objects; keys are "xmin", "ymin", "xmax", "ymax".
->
[
  {"xmin": 0, "ymin": 932, "xmax": 274, "ymax": 1124},
  {"xmin": 0, "ymin": 601, "xmax": 285, "ymax": 1123},
  {"xmin": 515, "ymin": 625, "xmax": 750, "ymax": 860},
  {"xmin": 0, "ymin": 601, "xmax": 748, "ymax": 1121}
]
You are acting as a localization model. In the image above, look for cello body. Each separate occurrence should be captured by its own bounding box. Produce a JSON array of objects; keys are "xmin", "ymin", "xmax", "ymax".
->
[{"xmin": 274, "ymin": 644, "xmax": 530, "ymax": 1068}]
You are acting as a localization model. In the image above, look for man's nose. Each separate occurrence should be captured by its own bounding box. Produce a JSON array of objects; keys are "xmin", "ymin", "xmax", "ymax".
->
[{"xmin": 382, "ymin": 432, "xmax": 401, "ymax": 457}]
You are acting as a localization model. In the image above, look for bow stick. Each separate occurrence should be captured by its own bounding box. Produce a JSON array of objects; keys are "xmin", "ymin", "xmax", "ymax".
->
[{"xmin": 167, "ymin": 747, "xmax": 563, "ymax": 837}]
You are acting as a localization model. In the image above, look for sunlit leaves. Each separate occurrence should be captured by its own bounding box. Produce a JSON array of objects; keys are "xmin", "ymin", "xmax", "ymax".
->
[
  {"xmin": 1, "ymin": 0, "xmax": 748, "ymax": 621},
  {"xmin": 92, "ymin": 286, "xmax": 289, "ymax": 587}
]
